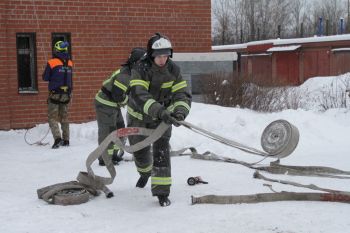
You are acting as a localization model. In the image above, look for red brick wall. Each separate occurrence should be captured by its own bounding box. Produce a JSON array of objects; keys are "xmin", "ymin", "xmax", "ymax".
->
[
  {"xmin": 1, "ymin": 0, "xmax": 211, "ymax": 129},
  {"xmin": 0, "ymin": 2, "xmax": 11, "ymax": 129}
]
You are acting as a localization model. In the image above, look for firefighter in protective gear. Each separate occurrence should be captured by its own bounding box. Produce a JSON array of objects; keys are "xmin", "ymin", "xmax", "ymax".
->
[
  {"xmin": 43, "ymin": 41, "xmax": 73, "ymax": 149},
  {"xmin": 95, "ymin": 47, "xmax": 146, "ymax": 166},
  {"xmin": 127, "ymin": 33, "xmax": 192, "ymax": 206}
]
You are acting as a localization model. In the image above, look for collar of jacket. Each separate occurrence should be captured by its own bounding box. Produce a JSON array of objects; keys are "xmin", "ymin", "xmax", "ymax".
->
[
  {"xmin": 150, "ymin": 60, "xmax": 169, "ymax": 73},
  {"xmin": 54, "ymin": 52, "xmax": 70, "ymax": 60}
]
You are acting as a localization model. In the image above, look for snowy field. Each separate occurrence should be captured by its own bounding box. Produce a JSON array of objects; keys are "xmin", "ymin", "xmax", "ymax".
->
[{"xmin": 1, "ymin": 75, "xmax": 350, "ymax": 233}]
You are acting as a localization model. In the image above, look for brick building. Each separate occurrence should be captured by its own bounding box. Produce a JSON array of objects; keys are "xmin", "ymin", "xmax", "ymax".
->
[{"xmin": 0, "ymin": 0, "xmax": 211, "ymax": 130}]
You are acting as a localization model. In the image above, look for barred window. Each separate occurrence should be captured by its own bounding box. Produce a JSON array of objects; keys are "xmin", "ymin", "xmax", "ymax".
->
[{"xmin": 16, "ymin": 33, "xmax": 37, "ymax": 93}]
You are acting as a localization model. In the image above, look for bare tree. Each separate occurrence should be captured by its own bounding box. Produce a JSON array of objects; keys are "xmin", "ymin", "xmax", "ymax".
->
[
  {"xmin": 323, "ymin": 0, "xmax": 346, "ymax": 34},
  {"xmin": 255, "ymin": 0, "xmax": 273, "ymax": 40},
  {"xmin": 242, "ymin": 0, "xmax": 257, "ymax": 41},
  {"xmin": 211, "ymin": 0, "xmax": 348, "ymax": 45},
  {"xmin": 231, "ymin": 0, "xmax": 244, "ymax": 43},
  {"xmin": 289, "ymin": 0, "xmax": 307, "ymax": 37},
  {"xmin": 270, "ymin": 0, "xmax": 291, "ymax": 38},
  {"xmin": 212, "ymin": 0, "xmax": 234, "ymax": 45},
  {"xmin": 306, "ymin": 0, "xmax": 346, "ymax": 36}
]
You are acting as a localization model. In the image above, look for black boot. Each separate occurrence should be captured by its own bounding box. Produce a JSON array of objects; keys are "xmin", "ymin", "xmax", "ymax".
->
[
  {"xmin": 157, "ymin": 195, "xmax": 171, "ymax": 207},
  {"xmin": 98, "ymin": 158, "xmax": 105, "ymax": 166},
  {"xmin": 136, "ymin": 174, "xmax": 150, "ymax": 188},
  {"xmin": 52, "ymin": 138, "xmax": 62, "ymax": 149},
  {"xmin": 112, "ymin": 150, "xmax": 124, "ymax": 165},
  {"xmin": 61, "ymin": 140, "xmax": 69, "ymax": 146}
]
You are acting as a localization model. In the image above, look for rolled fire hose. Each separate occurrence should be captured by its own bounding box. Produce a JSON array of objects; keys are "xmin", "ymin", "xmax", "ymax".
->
[{"xmin": 179, "ymin": 119, "xmax": 299, "ymax": 158}]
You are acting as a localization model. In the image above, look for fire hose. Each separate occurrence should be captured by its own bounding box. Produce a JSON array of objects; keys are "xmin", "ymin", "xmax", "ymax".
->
[
  {"xmin": 178, "ymin": 119, "xmax": 299, "ymax": 159},
  {"xmin": 191, "ymin": 171, "xmax": 350, "ymax": 205},
  {"xmin": 38, "ymin": 122, "xmax": 171, "ymax": 205},
  {"xmin": 38, "ymin": 119, "xmax": 300, "ymax": 205}
]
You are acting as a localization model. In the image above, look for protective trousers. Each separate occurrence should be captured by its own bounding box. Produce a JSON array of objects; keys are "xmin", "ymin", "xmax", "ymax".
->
[
  {"xmin": 95, "ymin": 100, "xmax": 125, "ymax": 159},
  {"xmin": 48, "ymin": 94, "xmax": 70, "ymax": 140},
  {"xmin": 127, "ymin": 115, "xmax": 172, "ymax": 196}
]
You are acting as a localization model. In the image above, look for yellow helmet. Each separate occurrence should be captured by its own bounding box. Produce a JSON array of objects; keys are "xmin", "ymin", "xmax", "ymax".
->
[{"xmin": 54, "ymin": 41, "xmax": 69, "ymax": 52}]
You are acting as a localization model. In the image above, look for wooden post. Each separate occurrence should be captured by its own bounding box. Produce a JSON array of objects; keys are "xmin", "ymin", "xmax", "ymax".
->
[{"xmin": 300, "ymin": 23, "xmax": 304, "ymax": 37}]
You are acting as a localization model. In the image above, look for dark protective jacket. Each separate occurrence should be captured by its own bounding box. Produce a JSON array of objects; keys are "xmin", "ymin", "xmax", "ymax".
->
[
  {"xmin": 42, "ymin": 52, "xmax": 73, "ymax": 94},
  {"xmin": 128, "ymin": 58, "xmax": 191, "ymax": 122},
  {"xmin": 95, "ymin": 65, "xmax": 131, "ymax": 108}
]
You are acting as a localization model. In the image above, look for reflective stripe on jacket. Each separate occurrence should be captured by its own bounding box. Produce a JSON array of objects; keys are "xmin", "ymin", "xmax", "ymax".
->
[
  {"xmin": 128, "ymin": 58, "xmax": 192, "ymax": 122},
  {"xmin": 95, "ymin": 66, "xmax": 131, "ymax": 107}
]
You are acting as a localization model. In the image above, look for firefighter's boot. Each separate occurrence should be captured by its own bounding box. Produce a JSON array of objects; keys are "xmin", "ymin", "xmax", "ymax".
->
[{"xmin": 157, "ymin": 195, "xmax": 171, "ymax": 207}]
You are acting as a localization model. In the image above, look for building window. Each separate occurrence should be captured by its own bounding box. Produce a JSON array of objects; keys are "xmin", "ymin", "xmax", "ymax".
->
[
  {"xmin": 16, "ymin": 33, "xmax": 37, "ymax": 93},
  {"xmin": 52, "ymin": 32, "xmax": 71, "ymax": 57}
]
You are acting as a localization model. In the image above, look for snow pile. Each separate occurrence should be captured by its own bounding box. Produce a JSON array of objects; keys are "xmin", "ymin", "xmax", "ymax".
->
[
  {"xmin": 244, "ymin": 73, "xmax": 350, "ymax": 112},
  {"xmin": 297, "ymin": 73, "xmax": 350, "ymax": 110}
]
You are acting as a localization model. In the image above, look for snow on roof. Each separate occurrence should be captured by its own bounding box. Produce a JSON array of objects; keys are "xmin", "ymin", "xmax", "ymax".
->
[
  {"xmin": 212, "ymin": 39, "xmax": 279, "ymax": 51},
  {"xmin": 241, "ymin": 53, "xmax": 271, "ymax": 57},
  {"xmin": 331, "ymin": 48, "xmax": 350, "ymax": 52},
  {"xmin": 246, "ymin": 39, "xmax": 277, "ymax": 46},
  {"xmin": 172, "ymin": 52, "xmax": 237, "ymax": 61},
  {"xmin": 267, "ymin": 45, "xmax": 301, "ymax": 52},
  {"xmin": 212, "ymin": 34, "xmax": 350, "ymax": 51},
  {"xmin": 212, "ymin": 43, "xmax": 247, "ymax": 51},
  {"xmin": 274, "ymin": 34, "xmax": 350, "ymax": 45}
]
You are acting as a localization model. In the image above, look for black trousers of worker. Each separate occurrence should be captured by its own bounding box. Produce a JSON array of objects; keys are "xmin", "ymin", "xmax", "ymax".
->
[{"xmin": 127, "ymin": 114, "xmax": 172, "ymax": 196}]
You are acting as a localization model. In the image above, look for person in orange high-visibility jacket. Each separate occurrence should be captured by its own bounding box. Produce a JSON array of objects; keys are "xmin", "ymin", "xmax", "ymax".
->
[
  {"xmin": 127, "ymin": 33, "xmax": 192, "ymax": 207},
  {"xmin": 42, "ymin": 41, "xmax": 73, "ymax": 149}
]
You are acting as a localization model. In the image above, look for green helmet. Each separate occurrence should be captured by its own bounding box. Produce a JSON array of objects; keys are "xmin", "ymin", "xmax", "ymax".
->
[{"xmin": 54, "ymin": 41, "xmax": 69, "ymax": 52}]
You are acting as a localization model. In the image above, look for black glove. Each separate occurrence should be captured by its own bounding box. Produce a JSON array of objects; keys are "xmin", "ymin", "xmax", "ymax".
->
[
  {"xmin": 170, "ymin": 112, "xmax": 185, "ymax": 127},
  {"xmin": 171, "ymin": 112, "xmax": 185, "ymax": 121},
  {"xmin": 158, "ymin": 109, "xmax": 175, "ymax": 125}
]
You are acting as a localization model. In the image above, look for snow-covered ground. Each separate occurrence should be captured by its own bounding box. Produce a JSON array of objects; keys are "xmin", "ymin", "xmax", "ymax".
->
[{"xmin": 1, "ymin": 75, "xmax": 350, "ymax": 233}]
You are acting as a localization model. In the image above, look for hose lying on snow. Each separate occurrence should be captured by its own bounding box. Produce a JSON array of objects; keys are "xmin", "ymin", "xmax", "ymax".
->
[
  {"xmin": 191, "ymin": 192, "xmax": 350, "ymax": 205},
  {"xmin": 191, "ymin": 171, "xmax": 350, "ymax": 205}
]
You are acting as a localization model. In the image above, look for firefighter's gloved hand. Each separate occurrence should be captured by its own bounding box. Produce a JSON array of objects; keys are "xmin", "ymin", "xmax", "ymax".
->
[
  {"xmin": 158, "ymin": 109, "xmax": 175, "ymax": 125},
  {"xmin": 170, "ymin": 112, "xmax": 185, "ymax": 127},
  {"xmin": 172, "ymin": 112, "xmax": 185, "ymax": 121}
]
